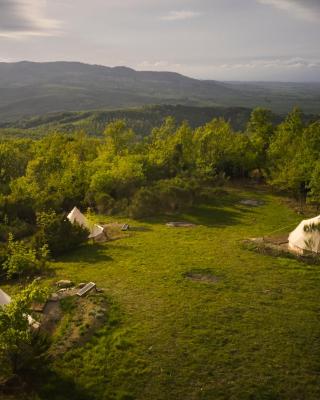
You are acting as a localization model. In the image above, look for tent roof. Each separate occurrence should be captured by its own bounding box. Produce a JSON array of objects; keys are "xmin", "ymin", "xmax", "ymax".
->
[
  {"xmin": 0, "ymin": 288, "xmax": 40, "ymax": 329},
  {"xmin": 0, "ymin": 288, "xmax": 11, "ymax": 307},
  {"xmin": 288, "ymin": 215, "xmax": 320, "ymax": 253},
  {"xmin": 88, "ymin": 224, "xmax": 104, "ymax": 239},
  {"xmin": 67, "ymin": 207, "xmax": 108, "ymax": 242},
  {"xmin": 67, "ymin": 206, "xmax": 89, "ymax": 228}
]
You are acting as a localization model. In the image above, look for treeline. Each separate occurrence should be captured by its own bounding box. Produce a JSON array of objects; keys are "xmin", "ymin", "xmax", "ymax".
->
[
  {"xmin": 0, "ymin": 105, "xmax": 283, "ymax": 138},
  {"xmin": 0, "ymin": 107, "xmax": 320, "ymax": 243}
]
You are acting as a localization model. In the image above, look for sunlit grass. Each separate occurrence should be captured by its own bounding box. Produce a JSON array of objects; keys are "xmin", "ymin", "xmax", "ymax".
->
[{"xmin": 8, "ymin": 186, "xmax": 320, "ymax": 399}]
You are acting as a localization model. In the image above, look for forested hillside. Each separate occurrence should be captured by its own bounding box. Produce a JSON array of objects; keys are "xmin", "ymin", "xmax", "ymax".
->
[
  {"xmin": 0, "ymin": 105, "xmax": 257, "ymax": 138},
  {"xmin": 0, "ymin": 61, "xmax": 320, "ymax": 121},
  {"xmin": 1, "ymin": 104, "xmax": 319, "ymax": 140},
  {"xmin": 0, "ymin": 107, "xmax": 319, "ymax": 242}
]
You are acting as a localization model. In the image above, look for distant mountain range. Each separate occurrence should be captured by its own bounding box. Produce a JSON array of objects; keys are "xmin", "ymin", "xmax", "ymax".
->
[{"xmin": 0, "ymin": 61, "xmax": 319, "ymax": 121}]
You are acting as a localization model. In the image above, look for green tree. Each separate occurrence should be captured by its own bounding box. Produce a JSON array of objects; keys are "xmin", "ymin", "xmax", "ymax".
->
[
  {"xmin": 246, "ymin": 108, "xmax": 274, "ymax": 171},
  {"xmin": 148, "ymin": 117, "xmax": 181, "ymax": 177},
  {"xmin": 267, "ymin": 108, "xmax": 307, "ymax": 201},
  {"xmin": 103, "ymin": 120, "xmax": 136, "ymax": 156},
  {"xmin": 89, "ymin": 155, "xmax": 145, "ymax": 200},
  {"xmin": 308, "ymin": 162, "xmax": 320, "ymax": 209},
  {"xmin": 193, "ymin": 118, "xmax": 235, "ymax": 179},
  {"xmin": 0, "ymin": 140, "xmax": 32, "ymax": 191}
]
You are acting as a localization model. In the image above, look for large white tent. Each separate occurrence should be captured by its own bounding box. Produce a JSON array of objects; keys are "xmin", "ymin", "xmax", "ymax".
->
[
  {"xmin": 0, "ymin": 288, "xmax": 40, "ymax": 329},
  {"xmin": 67, "ymin": 206, "xmax": 89, "ymax": 229},
  {"xmin": 288, "ymin": 215, "xmax": 320, "ymax": 254},
  {"xmin": 67, "ymin": 206, "xmax": 107, "ymax": 242},
  {"xmin": 0, "ymin": 288, "xmax": 11, "ymax": 307},
  {"xmin": 88, "ymin": 224, "xmax": 107, "ymax": 242}
]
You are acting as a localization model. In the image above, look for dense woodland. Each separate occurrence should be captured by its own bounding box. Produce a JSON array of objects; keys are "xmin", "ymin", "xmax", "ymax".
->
[
  {"xmin": 0, "ymin": 105, "xmax": 256, "ymax": 138},
  {"xmin": 0, "ymin": 107, "xmax": 320, "ymax": 252}
]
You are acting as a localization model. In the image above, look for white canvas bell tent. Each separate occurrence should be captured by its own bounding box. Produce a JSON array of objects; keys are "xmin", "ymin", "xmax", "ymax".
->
[
  {"xmin": 0, "ymin": 288, "xmax": 11, "ymax": 307},
  {"xmin": 67, "ymin": 207, "xmax": 89, "ymax": 229},
  {"xmin": 88, "ymin": 224, "xmax": 107, "ymax": 242},
  {"xmin": 288, "ymin": 215, "xmax": 320, "ymax": 254},
  {"xmin": 67, "ymin": 206, "xmax": 108, "ymax": 242},
  {"xmin": 0, "ymin": 288, "xmax": 40, "ymax": 329}
]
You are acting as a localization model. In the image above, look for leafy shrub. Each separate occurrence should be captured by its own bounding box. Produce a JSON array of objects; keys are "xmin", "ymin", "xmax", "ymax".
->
[
  {"xmin": 0, "ymin": 244, "xmax": 8, "ymax": 276},
  {"xmin": 2, "ymin": 233, "xmax": 48, "ymax": 279},
  {"xmin": 33, "ymin": 210, "xmax": 89, "ymax": 257},
  {"xmin": 0, "ymin": 282, "xmax": 50, "ymax": 378},
  {"xmin": 93, "ymin": 193, "xmax": 115, "ymax": 214},
  {"xmin": 1, "ymin": 195, "xmax": 36, "ymax": 224},
  {"xmin": 128, "ymin": 187, "xmax": 160, "ymax": 218},
  {"xmin": 157, "ymin": 178, "xmax": 195, "ymax": 212},
  {"xmin": 0, "ymin": 218, "xmax": 35, "ymax": 242},
  {"xmin": 128, "ymin": 177, "xmax": 197, "ymax": 218}
]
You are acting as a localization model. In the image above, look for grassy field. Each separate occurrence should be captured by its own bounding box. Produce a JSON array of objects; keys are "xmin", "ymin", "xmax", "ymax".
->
[{"xmin": 5, "ymin": 186, "xmax": 320, "ymax": 400}]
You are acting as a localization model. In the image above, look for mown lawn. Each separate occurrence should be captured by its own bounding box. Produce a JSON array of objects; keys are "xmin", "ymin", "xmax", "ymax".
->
[{"xmin": 8, "ymin": 186, "xmax": 320, "ymax": 400}]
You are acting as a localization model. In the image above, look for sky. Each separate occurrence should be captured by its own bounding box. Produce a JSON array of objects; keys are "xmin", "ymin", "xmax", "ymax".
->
[{"xmin": 0, "ymin": 0, "xmax": 319, "ymax": 81}]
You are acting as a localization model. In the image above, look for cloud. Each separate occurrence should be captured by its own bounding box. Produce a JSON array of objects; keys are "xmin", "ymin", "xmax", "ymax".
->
[
  {"xmin": 0, "ymin": 0, "xmax": 61, "ymax": 38},
  {"xmin": 215, "ymin": 57, "xmax": 320, "ymax": 70},
  {"xmin": 0, "ymin": 57, "xmax": 14, "ymax": 62},
  {"xmin": 161, "ymin": 10, "xmax": 201, "ymax": 21},
  {"xmin": 256, "ymin": 0, "xmax": 320, "ymax": 21},
  {"xmin": 137, "ymin": 60, "xmax": 182, "ymax": 70}
]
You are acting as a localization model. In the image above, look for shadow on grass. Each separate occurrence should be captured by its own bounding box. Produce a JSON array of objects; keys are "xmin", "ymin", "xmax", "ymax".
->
[
  {"xmin": 181, "ymin": 203, "xmax": 255, "ymax": 228},
  {"xmin": 56, "ymin": 242, "xmax": 136, "ymax": 264},
  {"xmin": 0, "ymin": 368, "xmax": 97, "ymax": 400},
  {"xmin": 134, "ymin": 189, "xmax": 261, "ymax": 228},
  {"xmin": 56, "ymin": 243, "xmax": 113, "ymax": 264},
  {"xmin": 36, "ymin": 372, "xmax": 96, "ymax": 400},
  {"xmin": 36, "ymin": 369, "xmax": 97, "ymax": 400},
  {"xmin": 129, "ymin": 226, "xmax": 152, "ymax": 232},
  {"xmin": 136, "ymin": 203, "xmax": 255, "ymax": 229}
]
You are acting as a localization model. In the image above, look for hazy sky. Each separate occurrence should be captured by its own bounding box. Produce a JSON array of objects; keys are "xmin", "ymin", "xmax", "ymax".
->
[{"xmin": 0, "ymin": 0, "xmax": 319, "ymax": 81}]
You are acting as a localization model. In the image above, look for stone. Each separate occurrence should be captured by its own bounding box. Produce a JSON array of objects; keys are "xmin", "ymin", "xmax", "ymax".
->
[
  {"xmin": 56, "ymin": 280, "xmax": 73, "ymax": 288},
  {"xmin": 77, "ymin": 282, "xmax": 86, "ymax": 289},
  {"xmin": 50, "ymin": 293, "xmax": 59, "ymax": 301}
]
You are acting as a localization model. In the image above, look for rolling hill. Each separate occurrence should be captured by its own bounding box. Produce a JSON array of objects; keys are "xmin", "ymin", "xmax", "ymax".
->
[
  {"xmin": 0, "ymin": 105, "xmax": 257, "ymax": 137},
  {"xmin": 0, "ymin": 61, "xmax": 319, "ymax": 122}
]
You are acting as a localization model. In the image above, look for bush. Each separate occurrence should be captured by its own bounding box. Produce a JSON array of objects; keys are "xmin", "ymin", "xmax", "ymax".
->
[
  {"xmin": 0, "ymin": 218, "xmax": 35, "ymax": 242},
  {"xmin": 156, "ymin": 178, "xmax": 195, "ymax": 212},
  {"xmin": 2, "ymin": 233, "xmax": 48, "ymax": 279},
  {"xmin": 94, "ymin": 193, "xmax": 115, "ymax": 214},
  {"xmin": 33, "ymin": 210, "xmax": 89, "ymax": 257},
  {"xmin": 0, "ymin": 244, "xmax": 8, "ymax": 276},
  {"xmin": 128, "ymin": 187, "xmax": 160, "ymax": 218},
  {"xmin": 128, "ymin": 177, "xmax": 197, "ymax": 218},
  {"xmin": 0, "ymin": 282, "xmax": 50, "ymax": 379},
  {"xmin": 1, "ymin": 195, "xmax": 36, "ymax": 224}
]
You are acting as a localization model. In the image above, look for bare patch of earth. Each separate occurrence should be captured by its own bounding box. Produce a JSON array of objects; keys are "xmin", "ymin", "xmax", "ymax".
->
[
  {"xmin": 184, "ymin": 271, "xmax": 219, "ymax": 283},
  {"xmin": 37, "ymin": 291, "xmax": 108, "ymax": 356},
  {"xmin": 166, "ymin": 222, "xmax": 197, "ymax": 228},
  {"xmin": 102, "ymin": 223, "xmax": 130, "ymax": 240},
  {"xmin": 239, "ymin": 199, "xmax": 264, "ymax": 207}
]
